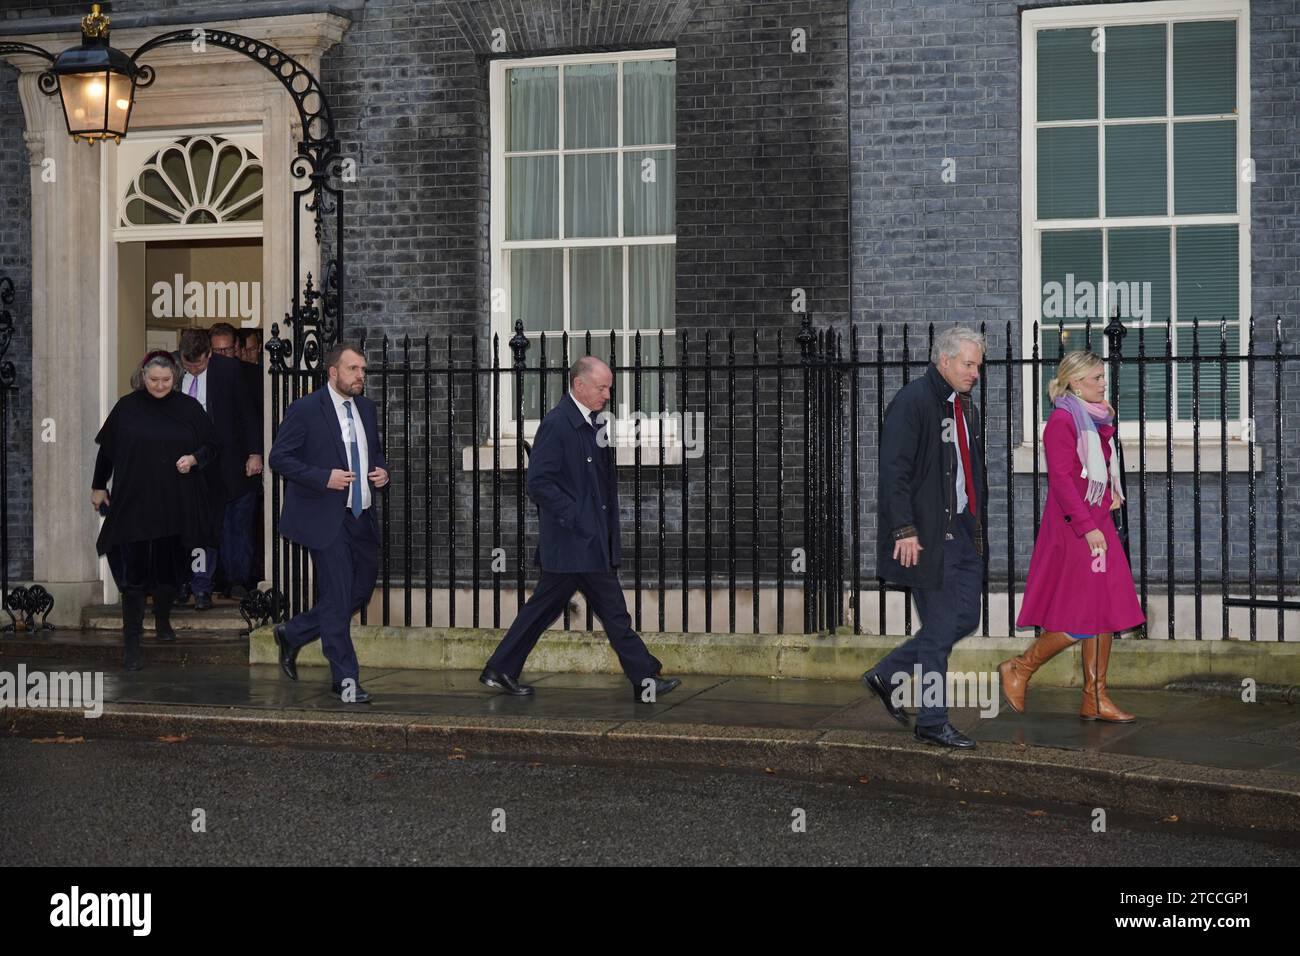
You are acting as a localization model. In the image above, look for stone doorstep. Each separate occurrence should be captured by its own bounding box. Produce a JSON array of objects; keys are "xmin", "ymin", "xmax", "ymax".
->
[
  {"xmin": 6, "ymin": 703, "xmax": 1299, "ymax": 834},
  {"xmin": 247, "ymin": 626, "xmax": 1300, "ymax": 687},
  {"xmin": 82, "ymin": 604, "xmax": 249, "ymax": 632}
]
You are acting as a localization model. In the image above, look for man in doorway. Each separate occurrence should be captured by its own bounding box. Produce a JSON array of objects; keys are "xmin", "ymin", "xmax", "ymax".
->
[
  {"xmin": 236, "ymin": 327, "xmax": 266, "ymax": 586},
  {"xmin": 176, "ymin": 328, "xmax": 262, "ymax": 609},
  {"xmin": 480, "ymin": 356, "xmax": 680, "ymax": 703},
  {"xmin": 239, "ymin": 327, "xmax": 264, "ymax": 367},
  {"xmin": 269, "ymin": 342, "xmax": 388, "ymax": 703},
  {"xmin": 209, "ymin": 322, "xmax": 262, "ymax": 599},
  {"xmin": 861, "ymin": 325, "xmax": 988, "ymax": 748}
]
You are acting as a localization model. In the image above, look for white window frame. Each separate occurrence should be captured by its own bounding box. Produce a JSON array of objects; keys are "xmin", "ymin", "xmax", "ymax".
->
[
  {"xmin": 1020, "ymin": 0, "xmax": 1251, "ymax": 446},
  {"xmin": 489, "ymin": 47, "xmax": 677, "ymax": 443},
  {"xmin": 112, "ymin": 125, "xmax": 264, "ymax": 242}
]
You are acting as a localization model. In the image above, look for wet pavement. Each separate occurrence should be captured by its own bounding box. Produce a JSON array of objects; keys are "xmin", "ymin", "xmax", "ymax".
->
[{"xmin": 5, "ymin": 653, "xmax": 1299, "ymax": 775}]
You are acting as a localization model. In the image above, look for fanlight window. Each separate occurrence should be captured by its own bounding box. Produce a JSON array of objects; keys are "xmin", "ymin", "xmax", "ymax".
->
[{"xmin": 121, "ymin": 134, "xmax": 262, "ymax": 226}]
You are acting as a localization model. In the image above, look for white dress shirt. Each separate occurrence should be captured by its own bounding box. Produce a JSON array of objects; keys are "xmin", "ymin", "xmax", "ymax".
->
[
  {"xmin": 571, "ymin": 392, "xmax": 601, "ymax": 427},
  {"xmin": 182, "ymin": 368, "xmax": 209, "ymax": 412},
  {"xmin": 327, "ymin": 383, "xmax": 371, "ymax": 510},
  {"xmin": 948, "ymin": 389, "xmax": 971, "ymax": 515}
]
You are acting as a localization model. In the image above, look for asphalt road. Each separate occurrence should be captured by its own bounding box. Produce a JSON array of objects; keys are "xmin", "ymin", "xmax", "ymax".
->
[{"xmin": 3, "ymin": 737, "xmax": 1298, "ymax": 866}]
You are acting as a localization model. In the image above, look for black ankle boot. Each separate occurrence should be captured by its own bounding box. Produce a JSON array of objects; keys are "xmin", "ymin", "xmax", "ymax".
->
[
  {"xmin": 121, "ymin": 588, "xmax": 146, "ymax": 670},
  {"xmin": 152, "ymin": 587, "xmax": 177, "ymax": 642}
]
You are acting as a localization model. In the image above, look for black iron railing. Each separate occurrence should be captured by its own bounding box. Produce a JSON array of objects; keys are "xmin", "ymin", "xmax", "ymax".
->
[{"xmin": 265, "ymin": 314, "xmax": 1298, "ymax": 642}]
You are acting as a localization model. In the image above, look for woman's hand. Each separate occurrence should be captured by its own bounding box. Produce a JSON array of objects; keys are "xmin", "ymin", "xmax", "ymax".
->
[
  {"xmin": 176, "ymin": 454, "xmax": 198, "ymax": 474},
  {"xmin": 1085, "ymin": 529, "xmax": 1107, "ymax": 556},
  {"xmin": 90, "ymin": 489, "xmax": 109, "ymax": 511}
]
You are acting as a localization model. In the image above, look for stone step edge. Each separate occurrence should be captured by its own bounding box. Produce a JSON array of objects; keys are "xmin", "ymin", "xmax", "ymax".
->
[
  {"xmin": 6, "ymin": 703, "xmax": 1298, "ymax": 834},
  {"xmin": 82, "ymin": 616, "xmax": 249, "ymax": 632}
]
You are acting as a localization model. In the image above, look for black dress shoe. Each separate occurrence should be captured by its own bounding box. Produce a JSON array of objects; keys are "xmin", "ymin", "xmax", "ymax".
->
[
  {"xmin": 634, "ymin": 676, "xmax": 681, "ymax": 703},
  {"xmin": 331, "ymin": 682, "xmax": 372, "ymax": 703},
  {"xmin": 479, "ymin": 666, "xmax": 534, "ymax": 696},
  {"xmin": 861, "ymin": 669, "xmax": 911, "ymax": 725},
  {"xmin": 194, "ymin": 592, "xmax": 214, "ymax": 611},
  {"xmin": 273, "ymin": 623, "xmax": 299, "ymax": 681},
  {"xmin": 914, "ymin": 722, "xmax": 976, "ymax": 749}
]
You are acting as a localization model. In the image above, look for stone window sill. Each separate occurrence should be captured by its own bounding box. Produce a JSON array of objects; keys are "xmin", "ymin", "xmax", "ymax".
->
[
  {"xmin": 1012, "ymin": 440, "xmax": 1261, "ymax": 474},
  {"xmin": 462, "ymin": 440, "xmax": 685, "ymax": 472}
]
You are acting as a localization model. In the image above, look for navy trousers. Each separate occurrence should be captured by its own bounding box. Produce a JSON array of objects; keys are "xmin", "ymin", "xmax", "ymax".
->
[
  {"xmin": 219, "ymin": 490, "xmax": 257, "ymax": 587},
  {"xmin": 281, "ymin": 510, "xmax": 378, "ymax": 684},
  {"xmin": 487, "ymin": 570, "xmax": 662, "ymax": 685},
  {"xmin": 870, "ymin": 509, "xmax": 983, "ymax": 728},
  {"xmin": 191, "ymin": 491, "xmax": 257, "ymax": 596}
]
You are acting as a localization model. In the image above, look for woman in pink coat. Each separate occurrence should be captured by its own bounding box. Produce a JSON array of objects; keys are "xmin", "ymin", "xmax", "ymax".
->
[{"xmin": 1000, "ymin": 350, "xmax": 1145, "ymax": 722}]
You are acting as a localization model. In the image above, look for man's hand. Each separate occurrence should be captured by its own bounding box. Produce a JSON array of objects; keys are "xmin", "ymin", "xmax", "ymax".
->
[
  {"xmin": 368, "ymin": 467, "xmax": 389, "ymax": 489},
  {"xmin": 90, "ymin": 489, "xmax": 109, "ymax": 511},
  {"xmin": 327, "ymin": 469, "xmax": 355, "ymax": 490},
  {"xmin": 1085, "ymin": 529, "xmax": 1107, "ymax": 555},
  {"xmin": 176, "ymin": 454, "xmax": 198, "ymax": 474},
  {"xmin": 893, "ymin": 535, "xmax": 923, "ymax": 568},
  {"xmin": 245, "ymin": 454, "xmax": 263, "ymax": 477}
]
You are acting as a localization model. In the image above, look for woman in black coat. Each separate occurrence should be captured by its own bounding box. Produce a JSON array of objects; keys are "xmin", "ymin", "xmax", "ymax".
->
[{"xmin": 90, "ymin": 351, "xmax": 222, "ymax": 669}]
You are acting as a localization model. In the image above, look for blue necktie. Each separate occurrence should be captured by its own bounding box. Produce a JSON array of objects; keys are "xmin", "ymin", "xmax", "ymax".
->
[{"xmin": 343, "ymin": 400, "xmax": 363, "ymax": 518}]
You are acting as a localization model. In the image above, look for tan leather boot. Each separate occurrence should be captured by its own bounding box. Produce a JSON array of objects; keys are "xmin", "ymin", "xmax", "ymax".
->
[
  {"xmin": 1079, "ymin": 633, "xmax": 1135, "ymax": 722},
  {"xmin": 998, "ymin": 630, "xmax": 1075, "ymax": 714}
]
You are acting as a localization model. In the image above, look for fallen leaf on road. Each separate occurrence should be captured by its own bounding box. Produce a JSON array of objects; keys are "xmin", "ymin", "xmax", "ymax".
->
[
  {"xmin": 448, "ymin": 753, "xmax": 466, "ymax": 760},
  {"xmin": 32, "ymin": 736, "xmax": 84, "ymax": 745},
  {"xmin": 763, "ymin": 767, "xmax": 775, "ymax": 774},
  {"xmin": 373, "ymin": 771, "xmax": 391, "ymax": 780},
  {"xmin": 1027, "ymin": 809, "xmax": 1047, "ymax": 817},
  {"xmin": 1162, "ymin": 814, "xmax": 1180, "ymax": 823},
  {"xmin": 156, "ymin": 735, "xmax": 188, "ymax": 744},
  {"xmin": 857, "ymin": 776, "xmax": 870, "ymax": 785}
]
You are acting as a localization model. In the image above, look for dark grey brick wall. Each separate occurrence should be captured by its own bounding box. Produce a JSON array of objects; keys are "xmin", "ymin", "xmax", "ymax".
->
[
  {"xmin": 1, "ymin": 0, "xmax": 1296, "ymax": 629},
  {"xmin": 849, "ymin": 0, "xmax": 1299, "ymax": 609},
  {"xmin": 319, "ymin": 0, "xmax": 847, "ymax": 611}
]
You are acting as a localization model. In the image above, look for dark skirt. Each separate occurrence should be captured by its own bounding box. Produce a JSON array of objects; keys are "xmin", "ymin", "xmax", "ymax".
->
[{"xmin": 119, "ymin": 535, "xmax": 188, "ymax": 592}]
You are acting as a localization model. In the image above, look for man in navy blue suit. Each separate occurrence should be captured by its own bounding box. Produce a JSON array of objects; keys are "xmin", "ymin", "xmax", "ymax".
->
[
  {"xmin": 481, "ymin": 356, "xmax": 680, "ymax": 703},
  {"xmin": 268, "ymin": 342, "xmax": 388, "ymax": 703},
  {"xmin": 174, "ymin": 328, "xmax": 262, "ymax": 610}
]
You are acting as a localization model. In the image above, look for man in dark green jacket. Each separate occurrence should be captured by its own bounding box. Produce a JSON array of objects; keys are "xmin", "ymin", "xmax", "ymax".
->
[{"xmin": 862, "ymin": 326, "xmax": 988, "ymax": 748}]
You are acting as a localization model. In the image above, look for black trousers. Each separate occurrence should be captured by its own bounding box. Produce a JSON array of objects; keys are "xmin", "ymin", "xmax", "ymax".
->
[{"xmin": 486, "ymin": 570, "xmax": 662, "ymax": 685}]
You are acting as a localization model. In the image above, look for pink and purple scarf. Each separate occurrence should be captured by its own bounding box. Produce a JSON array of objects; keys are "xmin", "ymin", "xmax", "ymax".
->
[{"xmin": 1054, "ymin": 392, "xmax": 1124, "ymax": 506}]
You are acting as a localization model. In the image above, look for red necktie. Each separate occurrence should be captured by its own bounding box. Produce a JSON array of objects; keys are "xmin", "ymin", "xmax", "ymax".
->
[{"xmin": 954, "ymin": 396, "xmax": 977, "ymax": 516}]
